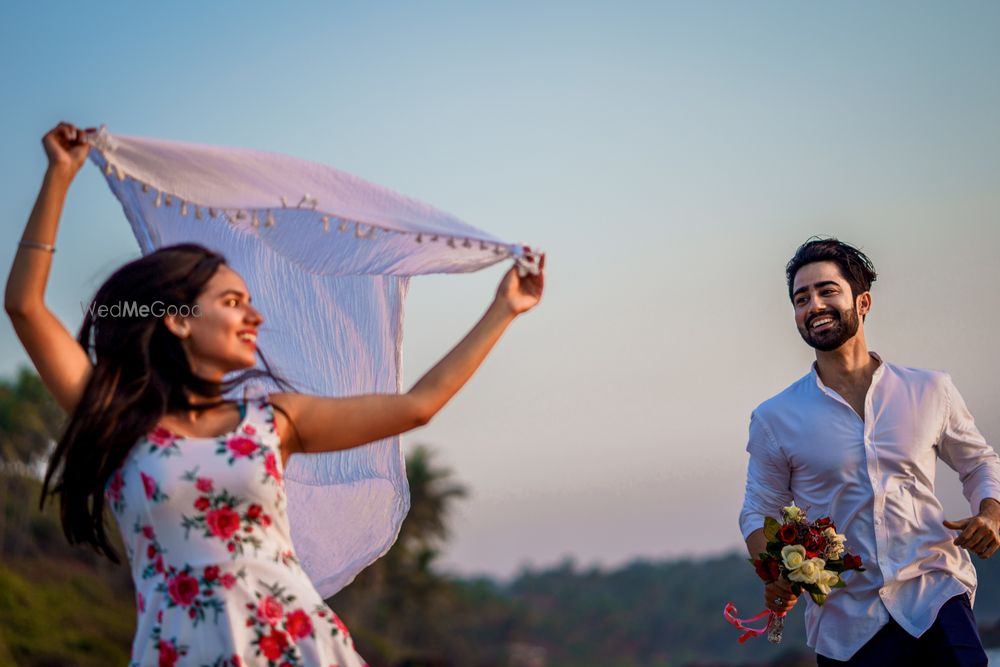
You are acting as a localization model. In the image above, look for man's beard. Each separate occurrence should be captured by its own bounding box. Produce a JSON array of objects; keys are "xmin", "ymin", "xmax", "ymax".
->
[{"xmin": 798, "ymin": 306, "xmax": 861, "ymax": 352}]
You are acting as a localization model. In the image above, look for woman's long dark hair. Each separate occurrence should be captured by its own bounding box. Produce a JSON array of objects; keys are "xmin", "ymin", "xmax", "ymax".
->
[{"xmin": 41, "ymin": 243, "xmax": 292, "ymax": 562}]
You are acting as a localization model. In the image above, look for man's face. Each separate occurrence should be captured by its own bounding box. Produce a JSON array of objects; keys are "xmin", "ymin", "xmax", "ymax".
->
[{"xmin": 791, "ymin": 261, "xmax": 865, "ymax": 352}]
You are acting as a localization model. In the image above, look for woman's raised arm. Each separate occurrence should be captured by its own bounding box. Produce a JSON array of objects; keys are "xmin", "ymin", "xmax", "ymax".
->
[
  {"xmin": 271, "ymin": 256, "xmax": 545, "ymax": 459},
  {"xmin": 5, "ymin": 123, "xmax": 95, "ymax": 413}
]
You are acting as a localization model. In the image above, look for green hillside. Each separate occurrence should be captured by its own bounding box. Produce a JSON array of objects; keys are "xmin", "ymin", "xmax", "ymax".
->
[{"xmin": 0, "ymin": 475, "xmax": 135, "ymax": 666}]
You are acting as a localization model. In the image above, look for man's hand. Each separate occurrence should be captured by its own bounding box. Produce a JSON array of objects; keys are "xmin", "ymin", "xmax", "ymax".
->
[
  {"xmin": 747, "ymin": 528, "xmax": 799, "ymax": 614},
  {"xmin": 764, "ymin": 577, "xmax": 798, "ymax": 614},
  {"xmin": 944, "ymin": 498, "xmax": 1000, "ymax": 559}
]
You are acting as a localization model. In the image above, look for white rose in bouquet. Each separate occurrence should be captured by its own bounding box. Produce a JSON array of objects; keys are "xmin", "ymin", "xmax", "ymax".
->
[
  {"xmin": 781, "ymin": 544, "xmax": 807, "ymax": 570},
  {"xmin": 816, "ymin": 569, "xmax": 841, "ymax": 595},
  {"xmin": 782, "ymin": 504, "xmax": 805, "ymax": 523},
  {"xmin": 788, "ymin": 557, "xmax": 826, "ymax": 585}
]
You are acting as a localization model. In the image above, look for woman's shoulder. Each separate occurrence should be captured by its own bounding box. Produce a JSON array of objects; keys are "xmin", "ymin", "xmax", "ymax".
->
[
  {"xmin": 252, "ymin": 392, "xmax": 292, "ymax": 443},
  {"xmin": 262, "ymin": 392, "xmax": 314, "ymax": 451}
]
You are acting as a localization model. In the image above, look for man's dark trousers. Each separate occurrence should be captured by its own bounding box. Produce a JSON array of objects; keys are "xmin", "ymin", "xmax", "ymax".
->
[{"xmin": 816, "ymin": 594, "xmax": 988, "ymax": 667}]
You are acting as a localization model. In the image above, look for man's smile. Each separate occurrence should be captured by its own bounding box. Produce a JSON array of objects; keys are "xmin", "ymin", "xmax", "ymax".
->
[{"xmin": 809, "ymin": 315, "xmax": 836, "ymax": 331}]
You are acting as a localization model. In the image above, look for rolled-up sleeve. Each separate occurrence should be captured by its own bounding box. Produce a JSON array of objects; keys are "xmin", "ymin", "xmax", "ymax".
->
[
  {"xmin": 937, "ymin": 374, "xmax": 1000, "ymax": 514},
  {"xmin": 739, "ymin": 411, "xmax": 793, "ymax": 540}
]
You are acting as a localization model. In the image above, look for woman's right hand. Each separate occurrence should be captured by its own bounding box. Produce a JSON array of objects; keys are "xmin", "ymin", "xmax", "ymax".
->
[
  {"xmin": 42, "ymin": 122, "xmax": 93, "ymax": 178},
  {"xmin": 494, "ymin": 251, "xmax": 545, "ymax": 317}
]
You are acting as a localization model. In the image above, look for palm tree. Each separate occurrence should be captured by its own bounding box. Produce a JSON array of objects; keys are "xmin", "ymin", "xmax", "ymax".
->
[
  {"xmin": 396, "ymin": 445, "xmax": 469, "ymax": 568},
  {"xmin": 329, "ymin": 444, "xmax": 468, "ymax": 663}
]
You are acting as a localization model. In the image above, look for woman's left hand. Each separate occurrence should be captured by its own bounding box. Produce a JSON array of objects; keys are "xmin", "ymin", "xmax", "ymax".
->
[{"xmin": 495, "ymin": 252, "xmax": 545, "ymax": 316}]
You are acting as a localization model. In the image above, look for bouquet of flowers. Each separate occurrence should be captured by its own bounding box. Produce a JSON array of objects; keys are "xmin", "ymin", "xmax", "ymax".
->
[{"xmin": 724, "ymin": 504, "xmax": 864, "ymax": 643}]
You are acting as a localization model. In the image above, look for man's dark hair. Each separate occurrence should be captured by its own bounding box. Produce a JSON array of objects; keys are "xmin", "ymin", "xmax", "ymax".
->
[{"xmin": 785, "ymin": 237, "xmax": 877, "ymax": 301}]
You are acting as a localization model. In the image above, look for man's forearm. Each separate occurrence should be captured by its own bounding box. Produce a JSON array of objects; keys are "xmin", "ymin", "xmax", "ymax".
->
[{"xmin": 745, "ymin": 528, "xmax": 767, "ymax": 559}]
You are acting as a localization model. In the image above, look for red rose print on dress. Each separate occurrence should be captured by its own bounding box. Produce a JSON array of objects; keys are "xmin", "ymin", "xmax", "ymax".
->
[
  {"xmin": 264, "ymin": 452, "xmax": 283, "ymax": 485},
  {"xmin": 181, "ymin": 468, "xmax": 267, "ymax": 557},
  {"xmin": 134, "ymin": 518, "xmax": 169, "ymax": 581},
  {"xmin": 215, "ymin": 432, "xmax": 265, "ymax": 467},
  {"xmin": 140, "ymin": 471, "xmax": 169, "ymax": 502},
  {"xmin": 158, "ymin": 639, "xmax": 179, "ymax": 667},
  {"xmin": 146, "ymin": 426, "xmax": 181, "ymax": 457},
  {"xmin": 285, "ymin": 609, "xmax": 313, "ymax": 640},
  {"xmin": 274, "ymin": 548, "xmax": 300, "ymax": 569},
  {"xmin": 257, "ymin": 595, "xmax": 285, "ymax": 627},
  {"xmin": 331, "ymin": 613, "xmax": 353, "ymax": 647},
  {"xmin": 207, "ymin": 507, "xmax": 242, "ymax": 540},
  {"xmin": 142, "ymin": 472, "xmax": 156, "ymax": 498},
  {"xmin": 106, "ymin": 469, "xmax": 126, "ymax": 513},
  {"xmin": 155, "ymin": 563, "xmax": 246, "ymax": 627},
  {"xmin": 312, "ymin": 604, "xmax": 355, "ymax": 648},
  {"xmin": 167, "ymin": 572, "xmax": 200, "ymax": 607},
  {"xmin": 228, "ymin": 436, "xmax": 259, "ymax": 458},
  {"xmin": 259, "ymin": 630, "xmax": 290, "ymax": 661},
  {"xmin": 150, "ymin": 625, "xmax": 187, "ymax": 667},
  {"xmin": 247, "ymin": 582, "xmax": 315, "ymax": 664}
]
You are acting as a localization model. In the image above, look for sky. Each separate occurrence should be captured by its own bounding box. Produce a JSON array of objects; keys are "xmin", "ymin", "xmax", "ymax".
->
[{"xmin": 2, "ymin": 2, "xmax": 1000, "ymax": 579}]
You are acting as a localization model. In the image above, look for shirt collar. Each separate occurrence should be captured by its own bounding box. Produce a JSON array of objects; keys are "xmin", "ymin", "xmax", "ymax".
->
[{"xmin": 811, "ymin": 351, "xmax": 886, "ymax": 392}]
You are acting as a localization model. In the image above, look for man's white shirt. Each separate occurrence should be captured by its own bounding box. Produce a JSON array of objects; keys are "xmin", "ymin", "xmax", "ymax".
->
[{"xmin": 739, "ymin": 353, "xmax": 1000, "ymax": 661}]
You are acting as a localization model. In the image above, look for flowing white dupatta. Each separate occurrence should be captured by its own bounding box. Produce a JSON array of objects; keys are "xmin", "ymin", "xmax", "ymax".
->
[{"xmin": 85, "ymin": 127, "xmax": 537, "ymax": 597}]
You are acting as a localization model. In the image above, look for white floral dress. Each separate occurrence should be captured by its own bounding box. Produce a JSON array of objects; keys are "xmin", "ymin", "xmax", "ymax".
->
[{"xmin": 105, "ymin": 396, "xmax": 368, "ymax": 667}]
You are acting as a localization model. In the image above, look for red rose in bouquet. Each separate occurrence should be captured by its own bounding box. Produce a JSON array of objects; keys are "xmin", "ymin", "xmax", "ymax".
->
[
  {"xmin": 803, "ymin": 528, "xmax": 825, "ymax": 557},
  {"xmin": 777, "ymin": 524, "xmax": 798, "ymax": 545},
  {"xmin": 753, "ymin": 558, "xmax": 781, "ymax": 583},
  {"xmin": 843, "ymin": 554, "xmax": 863, "ymax": 570}
]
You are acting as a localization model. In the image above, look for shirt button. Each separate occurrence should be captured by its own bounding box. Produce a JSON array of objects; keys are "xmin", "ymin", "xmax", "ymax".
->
[
  {"xmin": 875, "ymin": 518, "xmax": 882, "ymax": 526},
  {"xmin": 880, "ymin": 590, "xmax": 887, "ymax": 597},
  {"xmin": 871, "ymin": 476, "xmax": 878, "ymax": 484}
]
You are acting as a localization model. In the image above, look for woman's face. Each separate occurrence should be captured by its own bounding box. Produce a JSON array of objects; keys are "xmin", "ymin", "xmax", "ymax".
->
[{"xmin": 167, "ymin": 265, "xmax": 264, "ymax": 380}]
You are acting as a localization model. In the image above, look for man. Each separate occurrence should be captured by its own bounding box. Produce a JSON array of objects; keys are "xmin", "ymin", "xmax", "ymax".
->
[{"xmin": 739, "ymin": 238, "xmax": 1000, "ymax": 666}]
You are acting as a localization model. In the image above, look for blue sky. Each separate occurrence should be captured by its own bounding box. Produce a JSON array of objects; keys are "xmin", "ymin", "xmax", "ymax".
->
[{"xmin": 3, "ymin": 2, "xmax": 1000, "ymax": 577}]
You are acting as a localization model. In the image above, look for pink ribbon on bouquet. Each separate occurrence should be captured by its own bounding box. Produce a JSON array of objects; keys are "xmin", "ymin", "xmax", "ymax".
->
[{"xmin": 723, "ymin": 603, "xmax": 779, "ymax": 643}]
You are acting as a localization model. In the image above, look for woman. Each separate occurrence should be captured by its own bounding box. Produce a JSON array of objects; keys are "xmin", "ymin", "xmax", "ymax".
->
[{"xmin": 5, "ymin": 122, "xmax": 544, "ymax": 666}]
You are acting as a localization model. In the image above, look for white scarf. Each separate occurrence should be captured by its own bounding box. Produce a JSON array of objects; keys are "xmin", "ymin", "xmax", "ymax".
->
[{"xmin": 86, "ymin": 127, "xmax": 537, "ymax": 596}]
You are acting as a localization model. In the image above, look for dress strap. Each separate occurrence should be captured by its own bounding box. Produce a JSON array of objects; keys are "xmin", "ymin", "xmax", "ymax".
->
[{"xmin": 241, "ymin": 393, "xmax": 280, "ymax": 446}]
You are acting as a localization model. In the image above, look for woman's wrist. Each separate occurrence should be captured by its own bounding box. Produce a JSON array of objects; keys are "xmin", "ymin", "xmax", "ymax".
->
[
  {"xmin": 488, "ymin": 297, "xmax": 519, "ymax": 321},
  {"xmin": 44, "ymin": 161, "xmax": 77, "ymax": 185}
]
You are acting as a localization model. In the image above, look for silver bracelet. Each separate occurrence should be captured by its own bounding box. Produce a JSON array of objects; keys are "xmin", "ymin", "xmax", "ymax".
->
[{"xmin": 18, "ymin": 240, "xmax": 56, "ymax": 253}]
